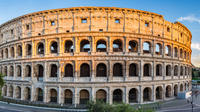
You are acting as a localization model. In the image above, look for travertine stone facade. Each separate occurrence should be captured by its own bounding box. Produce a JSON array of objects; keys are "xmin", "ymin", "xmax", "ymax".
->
[{"xmin": 0, "ymin": 7, "xmax": 192, "ymax": 105}]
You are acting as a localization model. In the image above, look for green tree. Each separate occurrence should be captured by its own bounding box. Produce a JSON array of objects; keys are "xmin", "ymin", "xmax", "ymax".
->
[{"xmin": 0, "ymin": 73, "xmax": 4, "ymax": 96}]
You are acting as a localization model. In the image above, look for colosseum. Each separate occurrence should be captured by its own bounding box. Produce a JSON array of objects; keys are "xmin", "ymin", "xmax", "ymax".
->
[{"xmin": 0, "ymin": 7, "xmax": 192, "ymax": 106}]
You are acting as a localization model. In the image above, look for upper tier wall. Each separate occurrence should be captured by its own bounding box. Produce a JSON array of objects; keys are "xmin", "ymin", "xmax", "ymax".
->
[{"xmin": 0, "ymin": 7, "xmax": 192, "ymax": 48}]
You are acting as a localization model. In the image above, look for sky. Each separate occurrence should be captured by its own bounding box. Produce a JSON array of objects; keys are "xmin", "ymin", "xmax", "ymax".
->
[{"xmin": 0, "ymin": 0, "xmax": 200, "ymax": 66}]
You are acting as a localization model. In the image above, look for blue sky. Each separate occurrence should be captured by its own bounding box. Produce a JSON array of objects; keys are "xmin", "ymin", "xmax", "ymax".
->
[{"xmin": 0, "ymin": 0, "xmax": 200, "ymax": 66}]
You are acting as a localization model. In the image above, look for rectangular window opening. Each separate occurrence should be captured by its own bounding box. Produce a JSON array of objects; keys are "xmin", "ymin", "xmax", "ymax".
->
[
  {"xmin": 51, "ymin": 21, "xmax": 55, "ymax": 26},
  {"xmin": 81, "ymin": 18, "xmax": 87, "ymax": 23},
  {"xmin": 145, "ymin": 21, "xmax": 149, "ymax": 27},
  {"xmin": 115, "ymin": 19, "xmax": 120, "ymax": 23}
]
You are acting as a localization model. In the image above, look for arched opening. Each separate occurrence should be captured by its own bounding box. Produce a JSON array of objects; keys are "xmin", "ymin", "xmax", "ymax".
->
[
  {"xmin": 16, "ymin": 65, "xmax": 21, "ymax": 77},
  {"xmin": 180, "ymin": 84, "xmax": 183, "ymax": 92},
  {"xmin": 184, "ymin": 51, "xmax": 187, "ymax": 59},
  {"xmin": 80, "ymin": 40, "xmax": 90, "ymax": 52},
  {"xmin": 79, "ymin": 90, "xmax": 89, "ymax": 104},
  {"xmin": 1, "ymin": 50, "xmax": 3, "ymax": 59},
  {"xmin": 9, "ymin": 66, "xmax": 14, "ymax": 77},
  {"xmin": 113, "ymin": 63, "xmax": 123, "ymax": 77},
  {"xmin": 9, "ymin": 85, "xmax": 13, "ymax": 97},
  {"xmin": 180, "ymin": 48, "xmax": 183, "ymax": 58},
  {"xmin": 174, "ymin": 65, "xmax": 178, "ymax": 76},
  {"xmin": 36, "ymin": 88, "xmax": 43, "ymax": 101},
  {"xmin": 64, "ymin": 89, "xmax": 73, "ymax": 104},
  {"xmin": 129, "ymin": 88, "xmax": 138, "ymax": 103},
  {"xmin": 156, "ymin": 64, "xmax": 162, "ymax": 76},
  {"xmin": 165, "ymin": 85, "xmax": 172, "ymax": 98},
  {"xmin": 143, "ymin": 87, "xmax": 152, "ymax": 102},
  {"xmin": 26, "ymin": 44, "xmax": 32, "ymax": 56},
  {"xmin": 15, "ymin": 86, "xmax": 21, "ymax": 99},
  {"xmin": 155, "ymin": 43, "xmax": 162, "ymax": 55},
  {"xmin": 17, "ymin": 45, "xmax": 22, "ymax": 57},
  {"xmin": 10, "ymin": 47, "xmax": 15, "ymax": 58},
  {"xmin": 129, "ymin": 63, "xmax": 138, "ymax": 76},
  {"xmin": 25, "ymin": 65, "xmax": 31, "ymax": 77},
  {"xmin": 174, "ymin": 47, "xmax": 178, "ymax": 57},
  {"xmin": 24, "ymin": 87, "xmax": 31, "ymax": 101},
  {"xmin": 65, "ymin": 40, "xmax": 73, "ymax": 53},
  {"xmin": 129, "ymin": 40, "xmax": 138, "ymax": 52},
  {"xmin": 5, "ymin": 48, "xmax": 8, "ymax": 58},
  {"xmin": 37, "ymin": 42, "xmax": 44, "ymax": 55},
  {"xmin": 96, "ymin": 40, "xmax": 107, "ymax": 52},
  {"xmin": 166, "ymin": 65, "xmax": 171, "ymax": 76},
  {"xmin": 174, "ymin": 85, "xmax": 178, "ymax": 96},
  {"xmin": 96, "ymin": 89, "xmax": 107, "ymax": 103},
  {"xmin": 50, "ymin": 41, "xmax": 58, "ymax": 53},
  {"xmin": 143, "ymin": 64, "xmax": 151, "ymax": 76},
  {"xmin": 113, "ymin": 39, "xmax": 123, "ymax": 52},
  {"xmin": 3, "ymin": 85, "xmax": 7, "ymax": 96},
  {"xmin": 64, "ymin": 64, "xmax": 73, "ymax": 77},
  {"xmin": 180, "ymin": 66, "xmax": 183, "ymax": 76},
  {"xmin": 50, "ymin": 89, "xmax": 57, "ymax": 103},
  {"xmin": 113, "ymin": 89, "xmax": 123, "ymax": 103},
  {"xmin": 36, "ymin": 64, "xmax": 44, "ymax": 78},
  {"xmin": 4, "ymin": 66, "xmax": 7, "ymax": 76},
  {"xmin": 165, "ymin": 45, "xmax": 171, "ymax": 56},
  {"xmin": 143, "ymin": 41, "xmax": 151, "ymax": 53},
  {"xmin": 96, "ymin": 63, "xmax": 107, "ymax": 77},
  {"xmin": 50, "ymin": 64, "xmax": 57, "ymax": 77},
  {"xmin": 156, "ymin": 86, "xmax": 162, "ymax": 100},
  {"xmin": 80, "ymin": 63, "xmax": 90, "ymax": 77}
]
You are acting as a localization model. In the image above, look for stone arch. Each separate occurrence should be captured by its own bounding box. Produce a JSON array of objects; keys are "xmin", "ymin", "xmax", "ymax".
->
[
  {"xmin": 50, "ymin": 41, "xmax": 58, "ymax": 53},
  {"xmin": 80, "ymin": 63, "xmax": 90, "ymax": 77},
  {"xmin": 96, "ymin": 63, "xmax": 107, "ymax": 77},
  {"xmin": 26, "ymin": 44, "xmax": 32, "ymax": 56},
  {"xmin": 49, "ymin": 89, "xmax": 57, "ymax": 103},
  {"xmin": 5, "ymin": 48, "xmax": 8, "ymax": 58},
  {"xmin": 155, "ymin": 43, "xmax": 162, "ymax": 55},
  {"xmin": 143, "ymin": 87, "xmax": 152, "ymax": 102},
  {"xmin": 36, "ymin": 88, "xmax": 43, "ymax": 101},
  {"xmin": 16, "ymin": 65, "xmax": 22, "ymax": 77},
  {"xmin": 128, "ymin": 40, "xmax": 138, "ymax": 52},
  {"xmin": 96, "ymin": 39, "xmax": 107, "ymax": 52},
  {"xmin": 129, "ymin": 63, "xmax": 138, "ymax": 76},
  {"xmin": 113, "ymin": 39, "xmax": 123, "ymax": 52},
  {"xmin": 113, "ymin": 63, "xmax": 123, "ymax": 77},
  {"xmin": 174, "ymin": 85, "xmax": 178, "ymax": 96},
  {"xmin": 165, "ymin": 45, "xmax": 171, "ymax": 56},
  {"xmin": 143, "ymin": 63, "xmax": 151, "ymax": 76},
  {"xmin": 25, "ymin": 65, "xmax": 31, "ymax": 77},
  {"xmin": 64, "ymin": 64, "xmax": 73, "ymax": 77},
  {"xmin": 180, "ymin": 66, "xmax": 184, "ymax": 76},
  {"xmin": 1, "ymin": 49, "xmax": 3, "ymax": 58},
  {"xmin": 166, "ymin": 65, "xmax": 171, "ymax": 76},
  {"xmin": 113, "ymin": 89, "xmax": 123, "ymax": 103},
  {"xmin": 156, "ymin": 86, "xmax": 163, "ymax": 100},
  {"xmin": 79, "ymin": 89, "xmax": 89, "ymax": 104},
  {"xmin": 9, "ymin": 85, "xmax": 13, "ymax": 97},
  {"xmin": 156, "ymin": 64, "xmax": 162, "ymax": 76},
  {"xmin": 24, "ymin": 87, "xmax": 31, "ymax": 101},
  {"xmin": 37, "ymin": 42, "xmax": 44, "ymax": 55},
  {"xmin": 96, "ymin": 89, "xmax": 107, "ymax": 103},
  {"xmin": 9, "ymin": 65, "xmax": 14, "ymax": 77},
  {"xmin": 143, "ymin": 41, "xmax": 151, "ymax": 53},
  {"xmin": 17, "ymin": 45, "xmax": 22, "ymax": 57},
  {"xmin": 15, "ymin": 86, "xmax": 21, "ymax": 99},
  {"xmin": 165, "ymin": 85, "xmax": 172, "ymax": 98},
  {"xmin": 184, "ymin": 51, "xmax": 187, "ymax": 59},
  {"xmin": 80, "ymin": 39, "xmax": 90, "ymax": 52},
  {"xmin": 3, "ymin": 66, "xmax": 7, "ymax": 76},
  {"xmin": 174, "ymin": 47, "xmax": 178, "ymax": 57},
  {"xmin": 36, "ymin": 64, "xmax": 44, "ymax": 78},
  {"xmin": 180, "ymin": 48, "xmax": 183, "ymax": 58},
  {"xmin": 129, "ymin": 88, "xmax": 138, "ymax": 103},
  {"xmin": 3, "ymin": 85, "xmax": 7, "ymax": 96},
  {"xmin": 50, "ymin": 64, "xmax": 58, "ymax": 77},
  {"xmin": 64, "ymin": 89, "xmax": 73, "ymax": 104},
  {"xmin": 10, "ymin": 47, "xmax": 15, "ymax": 58},
  {"xmin": 174, "ymin": 65, "xmax": 178, "ymax": 76},
  {"xmin": 64, "ymin": 40, "xmax": 73, "ymax": 53}
]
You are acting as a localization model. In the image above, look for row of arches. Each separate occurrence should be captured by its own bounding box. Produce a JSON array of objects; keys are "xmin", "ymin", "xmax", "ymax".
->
[
  {"xmin": 2, "ymin": 83, "xmax": 189, "ymax": 104},
  {"xmin": 0, "ymin": 39, "xmax": 190, "ymax": 60},
  {"xmin": 1, "ymin": 63, "xmax": 191, "ymax": 77}
]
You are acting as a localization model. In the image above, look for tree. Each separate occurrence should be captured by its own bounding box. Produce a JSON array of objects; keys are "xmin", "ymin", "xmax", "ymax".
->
[{"xmin": 0, "ymin": 73, "xmax": 4, "ymax": 96}]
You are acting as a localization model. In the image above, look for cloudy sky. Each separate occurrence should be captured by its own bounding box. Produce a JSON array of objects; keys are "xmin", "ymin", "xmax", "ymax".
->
[{"xmin": 0, "ymin": 0, "xmax": 200, "ymax": 66}]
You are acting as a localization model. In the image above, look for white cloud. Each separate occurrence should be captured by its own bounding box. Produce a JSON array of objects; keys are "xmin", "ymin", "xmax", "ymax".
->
[
  {"xmin": 191, "ymin": 43, "xmax": 200, "ymax": 51},
  {"xmin": 177, "ymin": 15, "xmax": 200, "ymax": 24}
]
